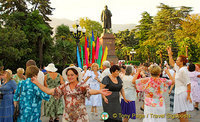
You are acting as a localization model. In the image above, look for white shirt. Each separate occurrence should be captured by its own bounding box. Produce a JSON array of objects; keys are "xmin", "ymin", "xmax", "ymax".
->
[
  {"xmin": 121, "ymin": 75, "xmax": 137, "ymax": 101},
  {"xmin": 174, "ymin": 64, "xmax": 190, "ymax": 94},
  {"xmin": 100, "ymin": 68, "xmax": 111, "ymax": 82},
  {"xmin": 37, "ymin": 71, "xmax": 44, "ymax": 86}
]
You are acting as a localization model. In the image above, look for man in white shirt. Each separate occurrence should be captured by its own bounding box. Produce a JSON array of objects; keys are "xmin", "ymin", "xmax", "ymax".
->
[
  {"xmin": 26, "ymin": 59, "xmax": 45, "ymax": 116},
  {"xmin": 100, "ymin": 60, "xmax": 111, "ymax": 82}
]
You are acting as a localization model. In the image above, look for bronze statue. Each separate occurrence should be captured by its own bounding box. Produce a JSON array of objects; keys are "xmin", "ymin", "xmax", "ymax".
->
[{"xmin": 101, "ymin": 5, "xmax": 112, "ymax": 33}]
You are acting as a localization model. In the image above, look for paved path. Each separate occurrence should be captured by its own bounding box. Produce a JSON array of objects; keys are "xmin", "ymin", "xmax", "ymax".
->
[{"xmin": 41, "ymin": 90, "xmax": 200, "ymax": 122}]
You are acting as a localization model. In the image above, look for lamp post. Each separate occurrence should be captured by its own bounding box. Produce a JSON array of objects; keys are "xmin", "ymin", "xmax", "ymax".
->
[
  {"xmin": 130, "ymin": 49, "xmax": 136, "ymax": 61},
  {"xmin": 70, "ymin": 20, "xmax": 86, "ymax": 65}
]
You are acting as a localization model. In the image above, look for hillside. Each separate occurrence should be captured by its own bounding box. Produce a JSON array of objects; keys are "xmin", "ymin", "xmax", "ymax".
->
[{"xmin": 49, "ymin": 17, "xmax": 136, "ymax": 34}]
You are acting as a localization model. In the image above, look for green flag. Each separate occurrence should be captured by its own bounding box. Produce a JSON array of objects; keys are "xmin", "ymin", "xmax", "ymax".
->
[{"xmin": 97, "ymin": 46, "xmax": 103, "ymax": 66}]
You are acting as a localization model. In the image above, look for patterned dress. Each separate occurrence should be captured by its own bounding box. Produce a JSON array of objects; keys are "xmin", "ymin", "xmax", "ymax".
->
[
  {"xmin": 136, "ymin": 77, "xmax": 172, "ymax": 122},
  {"xmin": 44, "ymin": 73, "xmax": 63, "ymax": 117},
  {"xmin": 13, "ymin": 74, "xmax": 25, "ymax": 84},
  {"xmin": 189, "ymin": 71, "xmax": 200, "ymax": 102},
  {"xmin": 0, "ymin": 80, "xmax": 17, "ymax": 122},
  {"xmin": 54, "ymin": 82, "xmax": 91, "ymax": 122},
  {"xmin": 13, "ymin": 78, "xmax": 50, "ymax": 122},
  {"xmin": 136, "ymin": 77, "xmax": 172, "ymax": 107}
]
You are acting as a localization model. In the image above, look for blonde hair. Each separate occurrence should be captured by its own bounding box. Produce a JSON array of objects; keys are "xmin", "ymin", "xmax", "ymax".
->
[
  {"xmin": 5, "ymin": 70, "xmax": 12, "ymax": 81},
  {"xmin": 17, "ymin": 68, "xmax": 24, "ymax": 74},
  {"xmin": 69, "ymin": 64, "xmax": 75, "ymax": 67},
  {"xmin": 149, "ymin": 65, "xmax": 161, "ymax": 77},
  {"xmin": 5, "ymin": 69, "xmax": 12, "ymax": 75},
  {"xmin": 26, "ymin": 66, "xmax": 39, "ymax": 78},
  {"xmin": 91, "ymin": 63, "xmax": 99, "ymax": 71}
]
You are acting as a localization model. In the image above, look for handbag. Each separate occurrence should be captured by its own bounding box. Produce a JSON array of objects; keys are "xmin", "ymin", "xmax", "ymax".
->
[{"xmin": 13, "ymin": 85, "xmax": 22, "ymax": 122}]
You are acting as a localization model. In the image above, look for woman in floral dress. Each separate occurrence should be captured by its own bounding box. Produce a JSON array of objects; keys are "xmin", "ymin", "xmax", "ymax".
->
[
  {"xmin": 43, "ymin": 63, "xmax": 64, "ymax": 122},
  {"xmin": 132, "ymin": 64, "xmax": 174, "ymax": 122},
  {"xmin": 31, "ymin": 66, "xmax": 112, "ymax": 122}
]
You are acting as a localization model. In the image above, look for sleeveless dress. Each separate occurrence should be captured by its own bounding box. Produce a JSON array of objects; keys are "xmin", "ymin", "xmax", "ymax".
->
[{"xmin": 44, "ymin": 73, "xmax": 64, "ymax": 117}]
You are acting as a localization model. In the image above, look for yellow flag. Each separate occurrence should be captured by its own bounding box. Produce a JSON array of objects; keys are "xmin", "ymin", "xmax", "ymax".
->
[{"xmin": 101, "ymin": 46, "xmax": 108, "ymax": 69}]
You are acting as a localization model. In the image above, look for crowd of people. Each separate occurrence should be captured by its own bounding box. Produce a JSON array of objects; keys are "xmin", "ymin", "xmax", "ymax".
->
[{"xmin": 0, "ymin": 47, "xmax": 200, "ymax": 122}]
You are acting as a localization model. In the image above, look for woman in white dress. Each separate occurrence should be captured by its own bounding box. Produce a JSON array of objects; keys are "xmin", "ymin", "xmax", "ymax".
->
[
  {"xmin": 167, "ymin": 47, "xmax": 193, "ymax": 122},
  {"xmin": 87, "ymin": 63, "xmax": 102, "ymax": 116}
]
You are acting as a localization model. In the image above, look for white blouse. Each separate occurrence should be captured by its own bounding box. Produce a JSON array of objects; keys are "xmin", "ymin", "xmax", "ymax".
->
[
  {"xmin": 121, "ymin": 75, "xmax": 137, "ymax": 101},
  {"xmin": 174, "ymin": 64, "xmax": 191, "ymax": 94}
]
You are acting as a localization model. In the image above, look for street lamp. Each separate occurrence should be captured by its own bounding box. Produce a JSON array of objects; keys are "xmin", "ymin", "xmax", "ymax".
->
[
  {"xmin": 130, "ymin": 49, "xmax": 136, "ymax": 61},
  {"xmin": 70, "ymin": 20, "xmax": 86, "ymax": 65}
]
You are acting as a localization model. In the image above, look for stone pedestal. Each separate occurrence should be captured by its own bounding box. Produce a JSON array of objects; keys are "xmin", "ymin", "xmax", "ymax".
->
[{"xmin": 100, "ymin": 33, "xmax": 118, "ymax": 64}]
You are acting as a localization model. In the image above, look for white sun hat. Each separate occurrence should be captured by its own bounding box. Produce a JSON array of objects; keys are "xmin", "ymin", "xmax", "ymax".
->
[
  {"xmin": 62, "ymin": 66, "xmax": 82, "ymax": 82},
  {"xmin": 45, "ymin": 63, "xmax": 58, "ymax": 72}
]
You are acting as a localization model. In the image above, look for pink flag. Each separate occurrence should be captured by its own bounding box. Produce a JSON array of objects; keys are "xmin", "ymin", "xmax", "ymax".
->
[
  {"xmin": 85, "ymin": 46, "xmax": 88, "ymax": 67},
  {"xmin": 95, "ymin": 37, "xmax": 99, "ymax": 59},
  {"xmin": 84, "ymin": 36, "xmax": 89, "ymax": 66}
]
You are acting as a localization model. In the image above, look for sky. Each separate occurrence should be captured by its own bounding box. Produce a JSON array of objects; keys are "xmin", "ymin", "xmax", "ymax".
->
[{"xmin": 50, "ymin": 0, "xmax": 200, "ymax": 25}]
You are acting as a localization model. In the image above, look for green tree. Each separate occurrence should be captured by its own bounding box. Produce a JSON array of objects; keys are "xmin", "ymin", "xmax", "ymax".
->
[
  {"xmin": 23, "ymin": 10, "xmax": 53, "ymax": 68},
  {"xmin": 174, "ymin": 14, "xmax": 200, "ymax": 62},
  {"xmin": 72, "ymin": 17, "xmax": 103, "ymax": 46},
  {"xmin": 53, "ymin": 24, "xmax": 76, "ymax": 67},
  {"xmin": 0, "ymin": 27, "xmax": 31, "ymax": 71},
  {"xmin": 114, "ymin": 29, "xmax": 138, "ymax": 60},
  {"xmin": 0, "ymin": 0, "xmax": 54, "ymax": 21}
]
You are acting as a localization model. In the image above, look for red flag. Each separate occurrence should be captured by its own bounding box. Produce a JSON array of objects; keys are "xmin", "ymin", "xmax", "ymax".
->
[{"xmin": 92, "ymin": 46, "xmax": 95, "ymax": 63}]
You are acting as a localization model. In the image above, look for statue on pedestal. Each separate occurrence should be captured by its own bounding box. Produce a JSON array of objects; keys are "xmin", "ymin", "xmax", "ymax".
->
[{"xmin": 101, "ymin": 5, "xmax": 112, "ymax": 33}]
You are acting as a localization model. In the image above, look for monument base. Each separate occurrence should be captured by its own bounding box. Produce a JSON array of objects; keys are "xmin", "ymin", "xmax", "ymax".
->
[{"xmin": 100, "ymin": 33, "xmax": 118, "ymax": 64}]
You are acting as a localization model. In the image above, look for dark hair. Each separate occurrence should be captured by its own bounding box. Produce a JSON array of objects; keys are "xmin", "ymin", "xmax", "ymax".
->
[
  {"xmin": 179, "ymin": 55, "xmax": 188, "ymax": 66},
  {"xmin": 110, "ymin": 65, "xmax": 120, "ymax": 73},
  {"xmin": 120, "ymin": 65, "xmax": 126, "ymax": 70},
  {"xmin": 125, "ymin": 66, "xmax": 132, "ymax": 75},
  {"xmin": 188, "ymin": 63, "xmax": 195, "ymax": 72},
  {"xmin": 26, "ymin": 65, "xmax": 39, "ymax": 78},
  {"xmin": 66, "ymin": 68, "xmax": 79, "ymax": 81},
  {"xmin": 144, "ymin": 63, "xmax": 150, "ymax": 67},
  {"xmin": 26, "ymin": 59, "xmax": 36, "ymax": 67}
]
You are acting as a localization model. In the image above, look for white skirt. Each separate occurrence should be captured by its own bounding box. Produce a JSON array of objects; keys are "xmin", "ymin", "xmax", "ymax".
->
[
  {"xmin": 173, "ymin": 92, "xmax": 194, "ymax": 114},
  {"xmin": 143, "ymin": 102, "xmax": 166, "ymax": 122}
]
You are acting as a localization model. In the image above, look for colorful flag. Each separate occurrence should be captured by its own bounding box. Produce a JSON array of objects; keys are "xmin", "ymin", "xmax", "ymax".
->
[
  {"xmin": 95, "ymin": 37, "xmax": 100, "ymax": 59},
  {"xmin": 77, "ymin": 46, "xmax": 82, "ymax": 68},
  {"xmin": 81, "ymin": 46, "xmax": 83, "ymax": 67},
  {"xmin": 92, "ymin": 46, "xmax": 95, "ymax": 63},
  {"xmin": 87, "ymin": 37, "xmax": 90, "ymax": 59},
  {"xmin": 101, "ymin": 46, "xmax": 108, "ymax": 68},
  {"xmin": 90, "ymin": 37, "xmax": 93, "ymax": 62},
  {"xmin": 97, "ymin": 45, "xmax": 103, "ymax": 66},
  {"xmin": 84, "ymin": 36, "xmax": 89, "ymax": 66}
]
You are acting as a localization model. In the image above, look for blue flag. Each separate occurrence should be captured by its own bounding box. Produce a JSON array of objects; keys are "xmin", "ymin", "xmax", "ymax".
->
[
  {"xmin": 92, "ymin": 30, "xmax": 95, "ymax": 41},
  {"xmin": 77, "ymin": 46, "xmax": 82, "ymax": 68}
]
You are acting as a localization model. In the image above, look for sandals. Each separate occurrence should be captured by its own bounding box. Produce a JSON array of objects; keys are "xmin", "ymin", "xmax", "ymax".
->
[
  {"xmin": 140, "ymin": 107, "xmax": 144, "ymax": 111},
  {"xmin": 195, "ymin": 107, "xmax": 199, "ymax": 111}
]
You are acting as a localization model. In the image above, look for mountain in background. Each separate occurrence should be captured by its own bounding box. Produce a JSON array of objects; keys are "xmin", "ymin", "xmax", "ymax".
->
[{"xmin": 49, "ymin": 17, "xmax": 136, "ymax": 34}]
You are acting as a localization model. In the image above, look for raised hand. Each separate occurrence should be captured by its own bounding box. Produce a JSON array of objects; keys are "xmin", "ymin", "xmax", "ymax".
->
[{"xmin": 166, "ymin": 47, "xmax": 173, "ymax": 56}]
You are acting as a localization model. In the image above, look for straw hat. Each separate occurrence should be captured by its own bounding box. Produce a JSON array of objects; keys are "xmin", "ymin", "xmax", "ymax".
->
[
  {"xmin": 45, "ymin": 63, "xmax": 58, "ymax": 72},
  {"xmin": 62, "ymin": 66, "xmax": 82, "ymax": 82}
]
